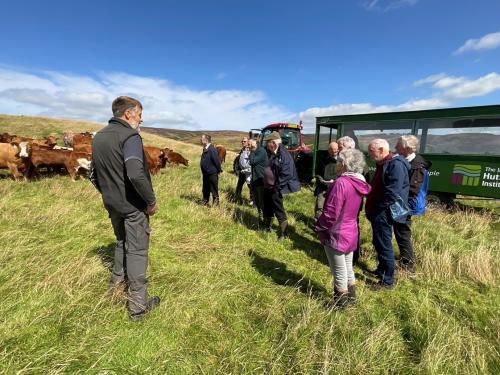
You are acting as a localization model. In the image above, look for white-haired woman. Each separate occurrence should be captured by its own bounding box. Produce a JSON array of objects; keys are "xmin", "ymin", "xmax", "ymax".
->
[{"xmin": 316, "ymin": 149, "xmax": 371, "ymax": 308}]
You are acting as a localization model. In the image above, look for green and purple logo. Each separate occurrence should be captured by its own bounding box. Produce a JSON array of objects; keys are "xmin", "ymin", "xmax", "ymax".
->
[{"xmin": 451, "ymin": 164, "xmax": 481, "ymax": 186}]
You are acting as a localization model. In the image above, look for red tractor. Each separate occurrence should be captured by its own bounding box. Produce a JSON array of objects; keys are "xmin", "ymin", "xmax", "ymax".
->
[{"xmin": 249, "ymin": 122, "xmax": 313, "ymax": 183}]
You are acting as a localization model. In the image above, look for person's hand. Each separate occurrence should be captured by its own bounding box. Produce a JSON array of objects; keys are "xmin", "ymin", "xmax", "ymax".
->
[
  {"xmin": 325, "ymin": 179, "xmax": 334, "ymax": 185},
  {"xmin": 146, "ymin": 202, "xmax": 159, "ymax": 216}
]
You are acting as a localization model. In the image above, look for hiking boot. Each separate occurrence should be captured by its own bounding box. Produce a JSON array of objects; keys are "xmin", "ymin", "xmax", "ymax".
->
[
  {"xmin": 328, "ymin": 290, "xmax": 350, "ymax": 310},
  {"xmin": 348, "ymin": 284, "xmax": 356, "ymax": 304},
  {"xmin": 129, "ymin": 296, "xmax": 161, "ymax": 321}
]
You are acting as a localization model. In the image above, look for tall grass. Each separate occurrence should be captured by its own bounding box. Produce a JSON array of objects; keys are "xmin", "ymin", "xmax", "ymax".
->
[{"xmin": 0, "ymin": 116, "xmax": 499, "ymax": 374}]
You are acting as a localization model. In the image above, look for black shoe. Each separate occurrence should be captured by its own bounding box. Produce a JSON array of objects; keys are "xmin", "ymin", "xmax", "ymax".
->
[
  {"xmin": 327, "ymin": 291, "xmax": 350, "ymax": 310},
  {"xmin": 200, "ymin": 199, "xmax": 209, "ymax": 206},
  {"xmin": 369, "ymin": 281, "xmax": 394, "ymax": 291},
  {"xmin": 129, "ymin": 296, "xmax": 161, "ymax": 321},
  {"xmin": 213, "ymin": 198, "xmax": 219, "ymax": 206}
]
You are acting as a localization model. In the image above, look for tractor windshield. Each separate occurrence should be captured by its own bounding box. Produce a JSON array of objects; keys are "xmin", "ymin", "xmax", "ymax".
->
[{"xmin": 261, "ymin": 127, "xmax": 301, "ymax": 150}]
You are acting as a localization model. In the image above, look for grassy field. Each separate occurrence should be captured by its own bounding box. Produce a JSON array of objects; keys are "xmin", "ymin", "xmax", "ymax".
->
[{"xmin": 0, "ymin": 115, "xmax": 499, "ymax": 374}]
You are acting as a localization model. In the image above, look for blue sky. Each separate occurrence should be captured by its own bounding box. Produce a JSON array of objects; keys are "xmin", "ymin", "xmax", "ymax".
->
[{"xmin": 1, "ymin": 0, "xmax": 500, "ymax": 131}]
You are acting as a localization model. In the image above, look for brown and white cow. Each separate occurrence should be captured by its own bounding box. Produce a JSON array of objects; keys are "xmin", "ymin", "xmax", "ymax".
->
[
  {"xmin": 30, "ymin": 148, "xmax": 91, "ymax": 180},
  {"xmin": 0, "ymin": 142, "xmax": 31, "ymax": 181}
]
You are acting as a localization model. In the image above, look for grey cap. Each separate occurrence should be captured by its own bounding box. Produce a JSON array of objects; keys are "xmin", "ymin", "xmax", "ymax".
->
[{"xmin": 263, "ymin": 131, "xmax": 281, "ymax": 141}]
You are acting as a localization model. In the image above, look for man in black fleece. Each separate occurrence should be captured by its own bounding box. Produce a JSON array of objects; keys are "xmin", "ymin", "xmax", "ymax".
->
[
  {"xmin": 91, "ymin": 96, "xmax": 160, "ymax": 321},
  {"xmin": 200, "ymin": 134, "xmax": 222, "ymax": 206}
]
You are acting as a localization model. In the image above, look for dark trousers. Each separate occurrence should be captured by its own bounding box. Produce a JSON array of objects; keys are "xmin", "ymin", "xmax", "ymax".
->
[
  {"xmin": 263, "ymin": 188, "xmax": 287, "ymax": 223},
  {"xmin": 236, "ymin": 173, "xmax": 253, "ymax": 201},
  {"xmin": 370, "ymin": 210, "xmax": 395, "ymax": 285},
  {"xmin": 252, "ymin": 182, "xmax": 265, "ymax": 221},
  {"xmin": 109, "ymin": 209, "xmax": 150, "ymax": 315},
  {"xmin": 202, "ymin": 173, "xmax": 219, "ymax": 203},
  {"xmin": 394, "ymin": 217, "xmax": 416, "ymax": 270}
]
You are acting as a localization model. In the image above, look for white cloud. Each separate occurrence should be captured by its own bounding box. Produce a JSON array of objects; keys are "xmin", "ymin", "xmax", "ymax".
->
[
  {"xmin": 300, "ymin": 71, "xmax": 500, "ymax": 132},
  {"xmin": 299, "ymin": 98, "xmax": 446, "ymax": 132},
  {"xmin": 363, "ymin": 0, "xmax": 418, "ymax": 11},
  {"xmin": 413, "ymin": 72, "xmax": 500, "ymax": 100},
  {"xmin": 216, "ymin": 72, "xmax": 227, "ymax": 80},
  {"xmin": 0, "ymin": 67, "xmax": 294, "ymax": 130},
  {"xmin": 453, "ymin": 31, "xmax": 500, "ymax": 55},
  {"xmin": 413, "ymin": 73, "xmax": 447, "ymax": 87}
]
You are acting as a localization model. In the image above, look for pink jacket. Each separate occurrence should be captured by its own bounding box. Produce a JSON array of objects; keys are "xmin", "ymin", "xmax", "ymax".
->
[{"xmin": 316, "ymin": 174, "xmax": 372, "ymax": 253}]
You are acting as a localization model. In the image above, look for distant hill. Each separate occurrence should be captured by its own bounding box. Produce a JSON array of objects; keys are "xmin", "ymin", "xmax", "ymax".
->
[{"xmin": 141, "ymin": 127, "xmax": 249, "ymax": 152}]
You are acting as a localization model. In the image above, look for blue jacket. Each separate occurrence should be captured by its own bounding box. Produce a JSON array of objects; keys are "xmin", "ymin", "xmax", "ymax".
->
[
  {"xmin": 382, "ymin": 155, "xmax": 410, "ymax": 223},
  {"xmin": 200, "ymin": 144, "xmax": 222, "ymax": 175},
  {"xmin": 269, "ymin": 144, "xmax": 301, "ymax": 194},
  {"xmin": 366, "ymin": 154, "xmax": 410, "ymax": 223}
]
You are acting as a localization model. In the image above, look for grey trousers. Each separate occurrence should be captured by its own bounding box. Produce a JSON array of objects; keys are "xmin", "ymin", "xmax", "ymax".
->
[
  {"xmin": 324, "ymin": 246, "xmax": 355, "ymax": 291},
  {"xmin": 109, "ymin": 209, "xmax": 151, "ymax": 315}
]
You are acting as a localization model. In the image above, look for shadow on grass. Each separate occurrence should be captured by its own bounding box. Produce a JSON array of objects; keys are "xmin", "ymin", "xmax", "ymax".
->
[
  {"xmin": 249, "ymin": 250, "xmax": 327, "ymax": 300},
  {"xmin": 232, "ymin": 206, "xmax": 259, "ymax": 230},
  {"xmin": 90, "ymin": 243, "xmax": 115, "ymax": 272},
  {"xmin": 287, "ymin": 225, "xmax": 328, "ymax": 265},
  {"xmin": 288, "ymin": 209, "xmax": 314, "ymax": 229},
  {"xmin": 180, "ymin": 193, "xmax": 210, "ymax": 206}
]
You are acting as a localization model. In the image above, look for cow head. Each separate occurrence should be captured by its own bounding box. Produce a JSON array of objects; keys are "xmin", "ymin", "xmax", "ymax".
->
[
  {"xmin": 45, "ymin": 136, "xmax": 58, "ymax": 148},
  {"xmin": 17, "ymin": 141, "xmax": 30, "ymax": 158}
]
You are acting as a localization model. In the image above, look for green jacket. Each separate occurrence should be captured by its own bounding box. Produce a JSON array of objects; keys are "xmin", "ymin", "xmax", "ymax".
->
[{"xmin": 249, "ymin": 146, "xmax": 268, "ymax": 182}]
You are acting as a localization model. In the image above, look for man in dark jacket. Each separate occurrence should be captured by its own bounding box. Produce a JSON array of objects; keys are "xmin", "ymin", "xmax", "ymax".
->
[
  {"xmin": 200, "ymin": 134, "xmax": 222, "ymax": 206},
  {"xmin": 249, "ymin": 139, "xmax": 268, "ymax": 227},
  {"xmin": 91, "ymin": 96, "xmax": 160, "ymax": 320},
  {"xmin": 262, "ymin": 131, "xmax": 300, "ymax": 240},
  {"xmin": 395, "ymin": 135, "xmax": 431, "ymax": 273},
  {"xmin": 314, "ymin": 141, "xmax": 338, "ymax": 220},
  {"xmin": 365, "ymin": 138, "xmax": 410, "ymax": 289}
]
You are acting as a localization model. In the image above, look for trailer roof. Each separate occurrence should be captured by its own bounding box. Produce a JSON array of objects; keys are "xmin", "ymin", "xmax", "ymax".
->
[{"xmin": 316, "ymin": 104, "xmax": 500, "ymax": 126}]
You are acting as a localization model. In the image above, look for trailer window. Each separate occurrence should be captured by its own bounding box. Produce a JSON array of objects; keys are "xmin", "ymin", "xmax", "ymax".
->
[
  {"xmin": 341, "ymin": 121, "xmax": 413, "ymax": 151},
  {"xmin": 418, "ymin": 117, "xmax": 500, "ymax": 155},
  {"xmin": 318, "ymin": 125, "xmax": 337, "ymax": 150}
]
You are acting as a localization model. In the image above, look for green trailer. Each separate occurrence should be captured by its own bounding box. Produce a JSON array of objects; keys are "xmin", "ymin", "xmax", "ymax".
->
[{"xmin": 313, "ymin": 105, "xmax": 500, "ymax": 203}]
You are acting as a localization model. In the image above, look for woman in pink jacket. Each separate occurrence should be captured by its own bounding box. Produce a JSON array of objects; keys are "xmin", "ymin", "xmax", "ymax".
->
[{"xmin": 316, "ymin": 149, "xmax": 371, "ymax": 309}]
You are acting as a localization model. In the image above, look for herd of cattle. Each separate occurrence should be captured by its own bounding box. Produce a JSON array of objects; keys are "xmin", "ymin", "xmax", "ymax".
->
[{"xmin": 0, "ymin": 131, "xmax": 192, "ymax": 181}]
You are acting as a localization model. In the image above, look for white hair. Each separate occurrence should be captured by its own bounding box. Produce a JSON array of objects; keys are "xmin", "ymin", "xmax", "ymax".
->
[
  {"xmin": 369, "ymin": 138, "xmax": 390, "ymax": 151},
  {"xmin": 337, "ymin": 136, "xmax": 355, "ymax": 149},
  {"xmin": 397, "ymin": 135, "xmax": 419, "ymax": 153},
  {"xmin": 337, "ymin": 149, "xmax": 366, "ymax": 174}
]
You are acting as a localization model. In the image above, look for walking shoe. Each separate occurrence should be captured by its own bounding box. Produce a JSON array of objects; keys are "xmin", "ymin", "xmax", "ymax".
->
[
  {"xmin": 129, "ymin": 296, "xmax": 161, "ymax": 321},
  {"xmin": 327, "ymin": 290, "xmax": 350, "ymax": 310},
  {"xmin": 348, "ymin": 284, "xmax": 356, "ymax": 304}
]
